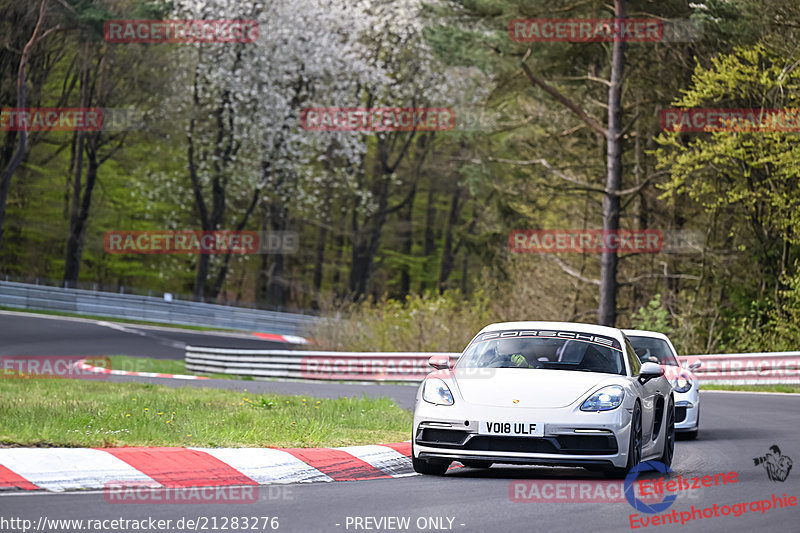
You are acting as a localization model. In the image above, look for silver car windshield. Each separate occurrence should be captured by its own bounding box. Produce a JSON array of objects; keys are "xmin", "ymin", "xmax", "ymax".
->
[
  {"xmin": 458, "ymin": 332, "xmax": 625, "ymax": 375},
  {"xmin": 627, "ymin": 336, "xmax": 680, "ymax": 366}
]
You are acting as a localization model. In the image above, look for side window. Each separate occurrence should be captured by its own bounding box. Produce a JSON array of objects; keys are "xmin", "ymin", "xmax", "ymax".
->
[{"xmin": 625, "ymin": 338, "xmax": 641, "ymax": 376}]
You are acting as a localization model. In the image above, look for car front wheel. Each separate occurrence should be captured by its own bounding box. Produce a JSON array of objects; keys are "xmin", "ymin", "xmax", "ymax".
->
[
  {"xmin": 411, "ymin": 442, "xmax": 450, "ymax": 475},
  {"xmin": 657, "ymin": 398, "xmax": 675, "ymax": 468},
  {"xmin": 605, "ymin": 401, "xmax": 642, "ymax": 478}
]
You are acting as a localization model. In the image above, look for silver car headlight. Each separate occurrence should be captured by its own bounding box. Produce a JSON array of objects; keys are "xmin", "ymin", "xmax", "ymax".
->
[
  {"xmin": 580, "ymin": 385, "xmax": 624, "ymax": 411},
  {"xmin": 422, "ymin": 378, "xmax": 454, "ymax": 406},
  {"xmin": 671, "ymin": 374, "xmax": 692, "ymax": 393}
]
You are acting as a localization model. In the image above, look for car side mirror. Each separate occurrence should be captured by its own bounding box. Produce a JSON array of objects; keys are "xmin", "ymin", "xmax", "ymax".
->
[
  {"xmin": 638, "ymin": 361, "xmax": 664, "ymax": 384},
  {"xmin": 428, "ymin": 355, "xmax": 450, "ymax": 370},
  {"xmin": 689, "ymin": 361, "xmax": 702, "ymax": 371}
]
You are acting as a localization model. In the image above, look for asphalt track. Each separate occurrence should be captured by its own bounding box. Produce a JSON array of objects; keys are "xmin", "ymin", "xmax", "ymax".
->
[
  {"xmin": 0, "ymin": 311, "xmax": 286, "ymax": 358},
  {"xmin": 2, "ymin": 313, "xmax": 799, "ymax": 532}
]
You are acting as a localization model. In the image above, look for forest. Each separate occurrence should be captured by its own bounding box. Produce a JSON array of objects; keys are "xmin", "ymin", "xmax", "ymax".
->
[{"xmin": 1, "ymin": 0, "xmax": 799, "ymax": 354}]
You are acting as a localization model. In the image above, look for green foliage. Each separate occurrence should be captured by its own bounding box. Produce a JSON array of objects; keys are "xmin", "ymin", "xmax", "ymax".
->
[
  {"xmin": 630, "ymin": 295, "xmax": 674, "ymax": 336},
  {"xmin": 723, "ymin": 264, "xmax": 800, "ymax": 352},
  {"xmin": 656, "ymin": 45, "xmax": 800, "ymax": 247},
  {"xmin": 313, "ymin": 291, "xmax": 493, "ymax": 352},
  {"xmin": 653, "ymin": 41, "xmax": 800, "ymax": 354},
  {"xmin": 4, "ymin": 0, "xmax": 800, "ymax": 358}
]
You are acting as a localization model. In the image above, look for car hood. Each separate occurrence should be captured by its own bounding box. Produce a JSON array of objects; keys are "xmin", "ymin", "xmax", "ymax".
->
[{"xmin": 453, "ymin": 368, "xmax": 620, "ymax": 408}]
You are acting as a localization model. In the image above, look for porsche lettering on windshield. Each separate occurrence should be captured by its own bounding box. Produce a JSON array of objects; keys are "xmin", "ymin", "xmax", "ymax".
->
[
  {"xmin": 459, "ymin": 330, "xmax": 625, "ymax": 375},
  {"xmin": 473, "ymin": 330, "xmax": 621, "ymax": 351}
]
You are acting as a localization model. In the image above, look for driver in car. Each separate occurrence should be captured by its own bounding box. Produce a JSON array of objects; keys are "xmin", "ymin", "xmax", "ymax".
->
[
  {"xmin": 510, "ymin": 352, "xmax": 535, "ymax": 368},
  {"xmin": 493, "ymin": 339, "xmax": 537, "ymax": 368}
]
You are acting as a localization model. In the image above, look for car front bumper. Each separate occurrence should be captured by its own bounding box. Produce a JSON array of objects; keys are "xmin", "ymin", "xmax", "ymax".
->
[
  {"xmin": 674, "ymin": 386, "xmax": 700, "ymax": 431},
  {"xmin": 413, "ymin": 401, "xmax": 634, "ymax": 469},
  {"xmin": 674, "ymin": 399, "xmax": 699, "ymax": 431}
]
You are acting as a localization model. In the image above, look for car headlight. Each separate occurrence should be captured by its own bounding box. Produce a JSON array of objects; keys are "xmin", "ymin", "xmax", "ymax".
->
[
  {"xmin": 580, "ymin": 385, "xmax": 624, "ymax": 411},
  {"xmin": 422, "ymin": 378, "xmax": 454, "ymax": 406},
  {"xmin": 671, "ymin": 375, "xmax": 692, "ymax": 393}
]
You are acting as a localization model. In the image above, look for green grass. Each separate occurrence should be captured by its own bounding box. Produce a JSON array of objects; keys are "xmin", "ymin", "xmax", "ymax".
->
[
  {"xmin": 0, "ymin": 378, "xmax": 412, "ymax": 448},
  {"xmin": 0, "ymin": 305, "xmax": 242, "ymax": 332},
  {"xmin": 701, "ymin": 384, "xmax": 800, "ymax": 394}
]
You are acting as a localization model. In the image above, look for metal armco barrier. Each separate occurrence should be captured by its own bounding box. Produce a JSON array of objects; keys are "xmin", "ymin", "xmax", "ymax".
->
[
  {"xmin": 187, "ymin": 346, "xmax": 800, "ymax": 384},
  {"xmin": 185, "ymin": 346, "xmax": 460, "ymax": 381},
  {"xmin": 0, "ymin": 280, "xmax": 317, "ymax": 335},
  {"xmin": 679, "ymin": 352, "xmax": 800, "ymax": 385}
]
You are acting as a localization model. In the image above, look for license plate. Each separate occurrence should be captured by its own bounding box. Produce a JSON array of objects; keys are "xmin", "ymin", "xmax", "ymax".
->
[{"xmin": 479, "ymin": 421, "xmax": 543, "ymax": 437}]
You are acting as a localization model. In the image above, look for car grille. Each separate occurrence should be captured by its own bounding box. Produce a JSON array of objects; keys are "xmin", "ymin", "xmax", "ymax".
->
[
  {"xmin": 416, "ymin": 429, "xmax": 617, "ymax": 455},
  {"xmin": 417, "ymin": 428, "xmax": 469, "ymax": 446},
  {"xmin": 675, "ymin": 406, "xmax": 687, "ymax": 423}
]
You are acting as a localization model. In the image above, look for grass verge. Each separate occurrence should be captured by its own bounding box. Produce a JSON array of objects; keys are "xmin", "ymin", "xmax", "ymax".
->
[
  {"xmin": 0, "ymin": 377, "xmax": 412, "ymax": 448},
  {"xmin": 701, "ymin": 384, "xmax": 800, "ymax": 394}
]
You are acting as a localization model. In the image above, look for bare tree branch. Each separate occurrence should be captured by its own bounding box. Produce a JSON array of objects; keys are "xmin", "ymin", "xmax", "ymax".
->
[
  {"xmin": 466, "ymin": 156, "xmax": 664, "ymax": 197},
  {"xmin": 545, "ymin": 255, "xmax": 602, "ymax": 286},
  {"xmin": 520, "ymin": 49, "xmax": 608, "ymax": 137},
  {"xmin": 554, "ymin": 75, "xmax": 612, "ymax": 87},
  {"xmin": 619, "ymin": 272, "xmax": 701, "ymax": 286},
  {"xmin": 616, "ymin": 109, "xmax": 641, "ymax": 140}
]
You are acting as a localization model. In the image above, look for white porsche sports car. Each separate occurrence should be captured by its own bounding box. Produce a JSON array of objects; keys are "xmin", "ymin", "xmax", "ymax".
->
[
  {"xmin": 412, "ymin": 321, "xmax": 675, "ymax": 476},
  {"xmin": 623, "ymin": 329, "xmax": 701, "ymax": 439}
]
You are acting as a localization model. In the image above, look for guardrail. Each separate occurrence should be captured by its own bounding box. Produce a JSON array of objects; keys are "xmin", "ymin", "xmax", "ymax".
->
[
  {"xmin": 185, "ymin": 346, "xmax": 460, "ymax": 381},
  {"xmin": 0, "ymin": 280, "xmax": 318, "ymax": 335},
  {"xmin": 682, "ymin": 352, "xmax": 800, "ymax": 385},
  {"xmin": 186, "ymin": 347, "xmax": 800, "ymax": 384}
]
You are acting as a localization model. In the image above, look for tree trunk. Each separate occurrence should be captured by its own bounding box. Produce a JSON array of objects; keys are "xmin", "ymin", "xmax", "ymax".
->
[
  {"xmin": 438, "ymin": 187, "xmax": 462, "ymax": 293},
  {"xmin": 598, "ymin": 0, "xmax": 627, "ymax": 326},
  {"xmin": 349, "ymin": 180, "xmax": 389, "ymax": 300},
  {"xmin": 331, "ymin": 219, "xmax": 345, "ymax": 302},
  {"xmin": 266, "ymin": 252, "xmax": 286, "ymax": 308},
  {"xmin": 63, "ymin": 146, "xmax": 98, "ymax": 286},
  {"xmin": 422, "ymin": 185, "xmax": 437, "ymax": 292},
  {"xmin": 210, "ymin": 187, "xmax": 260, "ymax": 299},
  {"xmin": 63, "ymin": 43, "xmax": 91, "ymax": 287},
  {"xmin": 264, "ymin": 200, "xmax": 289, "ymax": 308},
  {"xmin": 0, "ymin": 0, "xmax": 49, "ymax": 247},
  {"xmin": 399, "ymin": 182, "xmax": 416, "ymax": 298},
  {"xmin": 312, "ymin": 224, "xmax": 328, "ymax": 309}
]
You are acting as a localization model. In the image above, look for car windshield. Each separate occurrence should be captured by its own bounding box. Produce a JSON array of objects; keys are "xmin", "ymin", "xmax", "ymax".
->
[
  {"xmin": 627, "ymin": 336, "xmax": 679, "ymax": 366},
  {"xmin": 458, "ymin": 330, "xmax": 625, "ymax": 375}
]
